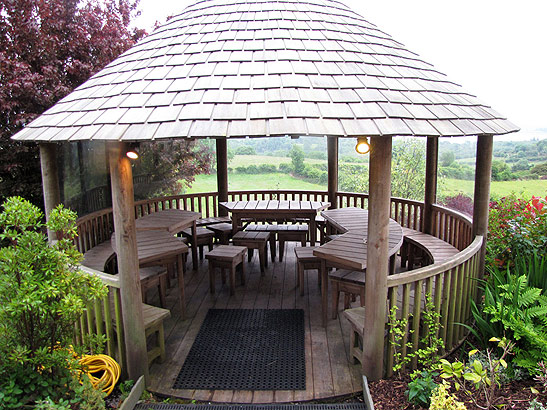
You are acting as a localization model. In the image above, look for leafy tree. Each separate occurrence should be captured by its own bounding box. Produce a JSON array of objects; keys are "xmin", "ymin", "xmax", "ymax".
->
[
  {"xmin": 440, "ymin": 151, "xmax": 455, "ymax": 167},
  {"xmin": 289, "ymin": 144, "xmax": 305, "ymax": 175},
  {"xmin": 133, "ymin": 140, "xmax": 213, "ymax": 199},
  {"xmin": 0, "ymin": 0, "xmax": 146, "ymax": 208},
  {"xmin": 234, "ymin": 146, "xmax": 256, "ymax": 155},
  {"xmin": 491, "ymin": 160, "xmax": 514, "ymax": 181},
  {"xmin": 391, "ymin": 138, "xmax": 426, "ymax": 200},
  {"xmin": 530, "ymin": 162, "xmax": 547, "ymax": 177}
]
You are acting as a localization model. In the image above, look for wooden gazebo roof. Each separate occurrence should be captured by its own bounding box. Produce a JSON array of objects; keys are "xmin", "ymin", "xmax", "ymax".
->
[{"xmin": 12, "ymin": 0, "xmax": 518, "ymax": 142}]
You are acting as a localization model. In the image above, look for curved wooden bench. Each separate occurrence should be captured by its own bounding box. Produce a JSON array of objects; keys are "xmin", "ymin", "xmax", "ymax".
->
[
  {"xmin": 401, "ymin": 228, "xmax": 459, "ymax": 269},
  {"xmin": 82, "ymin": 241, "xmax": 116, "ymax": 272}
]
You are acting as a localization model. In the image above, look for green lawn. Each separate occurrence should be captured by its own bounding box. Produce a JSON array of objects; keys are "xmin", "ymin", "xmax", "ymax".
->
[
  {"xmin": 440, "ymin": 178, "xmax": 547, "ymax": 199},
  {"xmin": 185, "ymin": 168, "xmax": 547, "ymax": 200},
  {"xmin": 185, "ymin": 172, "xmax": 326, "ymax": 193},
  {"xmin": 230, "ymin": 155, "xmax": 325, "ymax": 167}
]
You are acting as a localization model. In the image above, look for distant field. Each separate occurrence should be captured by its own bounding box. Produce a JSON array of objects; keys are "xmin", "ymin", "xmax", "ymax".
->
[
  {"xmin": 184, "ymin": 168, "xmax": 546, "ymax": 200},
  {"xmin": 185, "ymin": 172, "xmax": 326, "ymax": 193},
  {"xmin": 440, "ymin": 178, "xmax": 547, "ymax": 199},
  {"xmin": 230, "ymin": 155, "xmax": 325, "ymax": 167}
]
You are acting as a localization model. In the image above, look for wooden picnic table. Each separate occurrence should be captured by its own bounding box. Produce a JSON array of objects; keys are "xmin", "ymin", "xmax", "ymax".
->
[
  {"xmin": 136, "ymin": 209, "xmax": 201, "ymax": 270},
  {"xmin": 313, "ymin": 207, "xmax": 404, "ymax": 325},
  {"xmin": 219, "ymin": 200, "xmax": 330, "ymax": 245},
  {"xmin": 111, "ymin": 230, "xmax": 189, "ymax": 317}
]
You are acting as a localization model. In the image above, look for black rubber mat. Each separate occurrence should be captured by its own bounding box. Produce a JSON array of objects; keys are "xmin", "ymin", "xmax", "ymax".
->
[
  {"xmin": 173, "ymin": 309, "xmax": 305, "ymax": 390},
  {"xmin": 136, "ymin": 405, "xmax": 367, "ymax": 410}
]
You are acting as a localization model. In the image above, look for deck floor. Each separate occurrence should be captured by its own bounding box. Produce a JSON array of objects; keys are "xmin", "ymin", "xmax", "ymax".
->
[{"xmin": 147, "ymin": 242, "xmax": 367, "ymax": 403}]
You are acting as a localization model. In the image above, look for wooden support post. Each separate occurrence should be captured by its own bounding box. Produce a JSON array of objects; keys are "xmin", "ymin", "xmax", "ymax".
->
[
  {"xmin": 39, "ymin": 143, "xmax": 61, "ymax": 241},
  {"xmin": 362, "ymin": 136, "xmax": 392, "ymax": 381},
  {"xmin": 472, "ymin": 135, "xmax": 493, "ymax": 280},
  {"xmin": 327, "ymin": 136, "xmax": 339, "ymax": 209},
  {"xmin": 108, "ymin": 142, "xmax": 149, "ymax": 383},
  {"xmin": 424, "ymin": 136, "xmax": 438, "ymax": 234},
  {"xmin": 216, "ymin": 138, "xmax": 228, "ymax": 217}
]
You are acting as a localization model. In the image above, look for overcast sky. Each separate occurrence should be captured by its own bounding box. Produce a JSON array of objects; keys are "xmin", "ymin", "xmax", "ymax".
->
[{"xmin": 134, "ymin": 0, "xmax": 547, "ymax": 141}]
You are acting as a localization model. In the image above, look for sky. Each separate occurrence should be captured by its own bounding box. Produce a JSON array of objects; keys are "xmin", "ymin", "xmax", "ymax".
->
[{"xmin": 133, "ymin": 0, "xmax": 547, "ymax": 141}]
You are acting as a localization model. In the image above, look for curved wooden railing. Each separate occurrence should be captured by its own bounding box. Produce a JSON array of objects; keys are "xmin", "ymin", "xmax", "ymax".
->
[{"xmin": 74, "ymin": 190, "xmax": 479, "ymax": 376}]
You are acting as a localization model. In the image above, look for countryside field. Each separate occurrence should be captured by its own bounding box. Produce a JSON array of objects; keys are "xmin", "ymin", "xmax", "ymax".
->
[{"xmin": 185, "ymin": 155, "xmax": 547, "ymax": 199}]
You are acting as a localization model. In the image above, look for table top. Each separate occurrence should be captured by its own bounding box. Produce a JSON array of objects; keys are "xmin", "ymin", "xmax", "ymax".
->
[
  {"xmin": 219, "ymin": 200, "xmax": 330, "ymax": 214},
  {"xmin": 314, "ymin": 208, "xmax": 403, "ymax": 271},
  {"xmin": 135, "ymin": 209, "xmax": 201, "ymax": 233},
  {"xmin": 111, "ymin": 230, "xmax": 188, "ymax": 265}
]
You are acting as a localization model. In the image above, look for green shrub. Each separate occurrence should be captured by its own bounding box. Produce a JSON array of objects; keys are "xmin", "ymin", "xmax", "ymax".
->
[
  {"xmin": 428, "ymin": 383, "xmax": 467, "ymax": 410},
  {"xmin": 406, "ymin": 370, "xmax": 438, "ymax": 408},
  {"xmin": 257, "ymin": 164, "xmax": 277, "ymax": 173},
  {"xmin": 0, "ymin": 197, "xmax": 107, "ymax": 407},
  {"xmin": 278, "ymin": 163, "xmax": 293, "ymax": 173}
]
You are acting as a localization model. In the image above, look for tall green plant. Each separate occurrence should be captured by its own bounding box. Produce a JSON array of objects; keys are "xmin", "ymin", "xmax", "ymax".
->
[{"xmin": 0, "ymin": 197, "xmax": 107, "ymax": 407}]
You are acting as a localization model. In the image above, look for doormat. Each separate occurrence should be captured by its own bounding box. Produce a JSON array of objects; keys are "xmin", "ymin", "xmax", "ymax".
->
[{"xmin": 173, "ymin": 309, "xmax": 305, "ymax": 390}]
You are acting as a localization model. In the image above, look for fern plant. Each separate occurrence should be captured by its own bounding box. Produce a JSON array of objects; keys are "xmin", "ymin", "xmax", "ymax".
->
[{"xmin": 482, "ymin": 273, "xmax": 547, "ymax": 373}]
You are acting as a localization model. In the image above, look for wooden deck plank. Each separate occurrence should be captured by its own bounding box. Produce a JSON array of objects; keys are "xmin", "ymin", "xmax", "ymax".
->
[{"xmin": 147, "ymin": 242, "xmax": 362, "ymax": 402}]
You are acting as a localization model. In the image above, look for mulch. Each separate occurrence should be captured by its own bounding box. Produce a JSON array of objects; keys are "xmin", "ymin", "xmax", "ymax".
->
[{"xmin": 368, "ymin": 375, "xmax": 547, "ymax": 409}]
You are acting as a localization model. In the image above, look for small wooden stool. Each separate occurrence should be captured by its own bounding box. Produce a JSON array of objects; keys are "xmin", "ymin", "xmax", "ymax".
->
[
  {"xmin": 244, "ymin": 224, "xmax": 279, "ymax": 260},
  {"xmin": 180, "ymin": 227, "xmax": 214, "ymax": 260},
  {"xmin": 139, "ymin": 267, "xmax": 168, "ymax": 308},
  {"xmin": 343, "ymin": 306, "xmax": 365, "ymax": 364},
  {"xmin": 232, "ymin": 231, "xmax": 270, "ymax": 274},
  {"xmin": 206, "ymin": 245, "xmax": 247, "ymax": 295},
  {"xmin": 278, "ymin": 224, "xmax": 308, "ymax": 261},
  {"xmin": 142, "ymin": 303, "xmax": 171, "ymax": 365},
  {"xmin": 328, "ymin": 269, "xmax": 365, "ymax": 319},
  {"xmin": 294, "ymin": 247, "xmax": 321, "ymax": 296},
  {"xmin": 207, "ymin": 223, "xmax": 233, "ymax": 245}
]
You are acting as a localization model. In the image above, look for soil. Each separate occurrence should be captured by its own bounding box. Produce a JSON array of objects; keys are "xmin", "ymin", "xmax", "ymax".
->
[{"xmin": 368, "ymin": 375, "xmax": 547, "ymax": 410}]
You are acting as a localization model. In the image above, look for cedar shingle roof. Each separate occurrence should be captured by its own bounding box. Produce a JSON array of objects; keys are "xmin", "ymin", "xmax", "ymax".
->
[{"xmin": 12, "ymin": 0, "xmax": 519, "ymax": 142}]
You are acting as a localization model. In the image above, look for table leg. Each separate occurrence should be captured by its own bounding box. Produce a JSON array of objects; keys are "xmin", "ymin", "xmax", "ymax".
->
[
  {"xmin": 191, "ymin": 221, "xmax": 198, "ymax": 270},
  {"xmin": 232, "ymin": 214, "xmax": 241, "ymax": 235},
  {"xmin": 177, "ymin": 254, "xmax": 186, "ymax": 318},
  {"xmin": 321, "ymin": 259, "xmax": 328, "ymax": 327},
  {"xmin": 309, "ymin": 216, "xmax": 316, "ymax": 246}
]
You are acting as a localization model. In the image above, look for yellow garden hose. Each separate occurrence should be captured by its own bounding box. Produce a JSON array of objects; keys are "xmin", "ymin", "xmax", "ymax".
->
[{"xmin": 78, "ymin": 354, "xmax": 121, "ymax": 396}]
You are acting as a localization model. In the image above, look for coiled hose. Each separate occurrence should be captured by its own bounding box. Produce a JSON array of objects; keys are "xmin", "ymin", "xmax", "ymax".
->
[{"xmin": 78, "ymin": 354, "xmax": 121, "ymax": 396}]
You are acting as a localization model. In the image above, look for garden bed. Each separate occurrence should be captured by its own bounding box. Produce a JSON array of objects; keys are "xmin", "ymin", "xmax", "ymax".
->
[{"xmin": 369, "ymin": 374, "xmax": 547, "ymax": 409}]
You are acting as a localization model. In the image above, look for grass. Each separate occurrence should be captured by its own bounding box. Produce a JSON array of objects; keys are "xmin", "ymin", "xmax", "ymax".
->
[
  {"xmin": 185, "ymin": 172, "xmax": 326, "ymax": 194},
  {"xmin": 440, "ymin": 178, "xmax": 547, "ymax": 199}
]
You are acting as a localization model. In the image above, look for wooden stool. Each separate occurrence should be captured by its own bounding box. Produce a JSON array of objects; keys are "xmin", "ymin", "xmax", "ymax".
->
[
  {"xmin": 316, "ymin": 215, "xmax": 327, "ymax": 244},
  {"xmin": 180, "ymin": 227, "xmax": 214, "ymax": 260},
  {"xmin": 142, "ymin": 303, "xmax": 171, "ymax": 365},
  {"xmin": 343, "ymin": 307, "xmax": 365, "ymax": 365},
  {"xmin": 278, "ymin": 224, "xmax": 308, "ymax": 261},
  {"xmin": 207, "ymin": 223, "xmax": 233, "ymax": 245},
  {"xmin": 232, "ymin": 231, "xmax": 270, "ymax": 274},
  {"xmin": 206, "ymin": 245, "xmax": 247, "ymax": 295},
  {"xmin": 244, "ymin": 224, "xmax": 279, "ymax": 260},
  {"xmin": 328, "ymin": 269, "xmax": 365, "ymax": 319},
  {"xmin": 294, "ymin": 247, "xmax": 321, "ymax": 296},
  {"xmin": 139, "ymin": 267, "xmax": 168, "ymax": 308}
]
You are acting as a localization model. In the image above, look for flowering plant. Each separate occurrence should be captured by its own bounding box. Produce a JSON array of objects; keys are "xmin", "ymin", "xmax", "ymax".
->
[{"xmin": 487, "ymin": 195, "xmax": 547, "ymax": 268}]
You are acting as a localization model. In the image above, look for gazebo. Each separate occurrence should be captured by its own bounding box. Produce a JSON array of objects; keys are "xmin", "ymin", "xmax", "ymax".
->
[{"xmin": 13, "ymin": 0, "xmax": 518, "ymax": 387}]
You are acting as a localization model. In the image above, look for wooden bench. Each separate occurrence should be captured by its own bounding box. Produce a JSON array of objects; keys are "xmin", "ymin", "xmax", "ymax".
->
[
  {"xmin": 142, "ymin": 303, "xmax": 171, "ymax": 365},
  {"xmin": 342, "ymin": 230, "xmax": 459, "ymax": 365},
  {"xmin": 83, "ymin": 242, "xmax": 168, "ymax": 308},
  {"xmin": 232, "ymin": 231, "xmax": 270, "ymax": 274},
  {"xmin": 400, "ymin": 228, "xmax": 459, "ymax": 269},
  {"xmin": 278, "ymin": 224, "xmax": 308, "ymax": 261},
  {"xmin": 196, "ymin": 216, "xmax": 231, "ymax": 227},
  {"xmin": 179, "ymin": 227, "xmax": 214, "ymax": 260}
]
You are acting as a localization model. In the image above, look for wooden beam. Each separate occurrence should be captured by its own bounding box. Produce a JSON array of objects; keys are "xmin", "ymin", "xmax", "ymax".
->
[
  {"xmin": 362, "ymin": 136, "xmax": 392, "ymax": 381},
  {"xmin": 327, "ymin": 136, "xmax": 339, "ymax": 209},
  {"xmin": 472, "ymin": 135, "xmax": 493, "ymax": 280},
  {"xmin": 216, "ymin": 138, "xmax": 228, "ymax": 216},
  {"xmin": 423, "ymin": 137, "xmax": 438, "ymax": 234},
  {"xmin": 39, "ymin": 143, "xmax": 61, "ymax": 241},
  {"xmin": 108, "ymin": 142, "xmax": 149, "ymax": 383}
]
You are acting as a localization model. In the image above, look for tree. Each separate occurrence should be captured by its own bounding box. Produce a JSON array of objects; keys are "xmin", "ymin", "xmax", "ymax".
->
[
  {"xmin": 440, "ymin": 151, "xmax": 455, "ymax": 167},
  {"xmin": 0, "ymin": 0, "xmax": 146, "ymax": 208},
  {"xmin": 391, "ymin": 138, "xmax": 426, "ymax": 200},
  {"xmin": 289, "ymin": 144, "xmax": 305, "ymax": 175}
]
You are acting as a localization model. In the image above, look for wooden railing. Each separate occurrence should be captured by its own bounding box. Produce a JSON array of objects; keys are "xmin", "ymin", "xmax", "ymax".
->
[
  {"xmin": 385, "ymin": 236, "xmax": 482, "ymax": 375},
  {"xmin": 74, "ymin": 190, "xmax": 479, "ymax": 376},
  {"xmin": 73, "ymin": 267, "xmax": 126, "ymax": 372}
]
